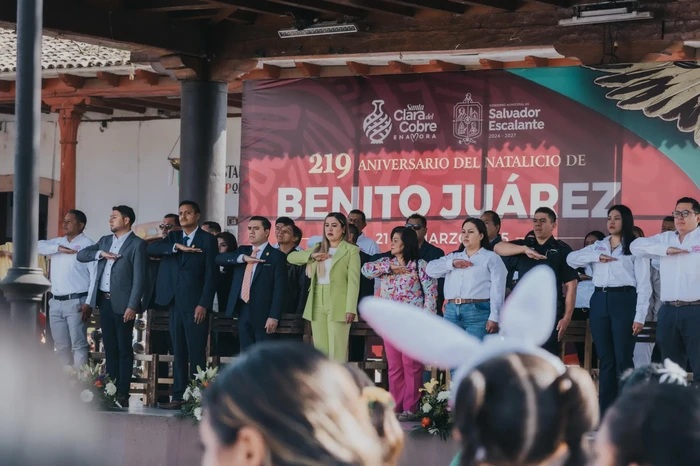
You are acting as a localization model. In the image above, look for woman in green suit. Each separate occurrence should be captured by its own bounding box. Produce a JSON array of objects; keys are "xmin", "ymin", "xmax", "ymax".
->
[{"xmin": 288, "ymin": 212, "xmax": 360, "ymax": 362}]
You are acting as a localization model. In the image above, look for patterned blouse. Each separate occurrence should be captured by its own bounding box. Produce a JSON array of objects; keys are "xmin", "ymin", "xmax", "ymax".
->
[{"xmin": 361, "ymin": 257, "xmax": 438, "ymax": 313}]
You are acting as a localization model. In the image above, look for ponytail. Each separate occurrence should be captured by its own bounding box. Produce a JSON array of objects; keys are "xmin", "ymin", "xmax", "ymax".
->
[
  {"xmin": 454, "ymin": 370, "xmax": 487, "ymax": 466},
  {"xmin": 556, "ymin": 367, "xmax": 599, "ymax": 466}
]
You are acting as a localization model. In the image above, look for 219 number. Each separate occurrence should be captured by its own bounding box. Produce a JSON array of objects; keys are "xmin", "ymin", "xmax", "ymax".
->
[{"xmin": 309, "ymin": 153, "xmax": 352, "ymax": 179}]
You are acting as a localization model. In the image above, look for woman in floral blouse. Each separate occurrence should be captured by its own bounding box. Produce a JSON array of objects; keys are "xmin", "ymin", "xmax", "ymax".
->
[{"xmin": 362, "ymin": 226, "xmax": 437, "ymax": 421}]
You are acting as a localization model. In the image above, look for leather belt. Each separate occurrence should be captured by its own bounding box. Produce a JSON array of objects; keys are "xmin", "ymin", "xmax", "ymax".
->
[
  {"xmin": 595, "ymin": 286, "xmax": 636, "ymax": 293},
  {"xmin": 447, "ymin": 298, "xmax": 489, "ymax": 305},
  {"xmin": 53, "ymin": 292, "xmax": 88, "ymax": 301},
  {"xmin": 664, "ymin": 300, "xmax": 700, "ymax": 307}
]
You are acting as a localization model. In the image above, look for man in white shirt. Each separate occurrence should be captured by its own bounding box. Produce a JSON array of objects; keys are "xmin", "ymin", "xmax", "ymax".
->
[
  {"xmin": 38, "ymin": 209, "xmax": 96, "ymax": 368},
  {"xmin": 631, "ymin": 197, "xmax": 700, "ymax": 376}
]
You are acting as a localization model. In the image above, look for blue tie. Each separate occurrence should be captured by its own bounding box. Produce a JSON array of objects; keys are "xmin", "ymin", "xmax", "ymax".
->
[{"xmin": 181, "ymin": 235, "xmax": 189, "ymax": 264}]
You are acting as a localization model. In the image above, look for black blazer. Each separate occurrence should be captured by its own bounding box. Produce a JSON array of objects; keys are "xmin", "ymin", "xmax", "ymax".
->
[
  {"xmin": 216, "ymin": 244, "xmax": 286, "ymax": 323},
  {"xmin": 146, "ymin": 228, "xmax": 218, "ymax": 313}
]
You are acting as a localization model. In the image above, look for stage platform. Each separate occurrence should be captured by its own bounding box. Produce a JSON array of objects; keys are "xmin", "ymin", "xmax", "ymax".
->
[{"xmin": 99, "ymin": 406, "xmax": 459, "ymax": 466}]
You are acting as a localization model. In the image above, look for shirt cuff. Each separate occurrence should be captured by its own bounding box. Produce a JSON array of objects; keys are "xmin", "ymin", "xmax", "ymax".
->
[
  {"xmin": 634, "ymin": 307, "xmax": 648, "ymax": 325},
  {"xmin": 488, "ymin": 309, "xmax": 499, "ymax": 323},
  {"xmin": 95, "ymin": 251, "xmax": 102, "ymax": 260},
  {"xmin": 237, "ymin": 254, "xmax": 244, "ymax": 263},
  {"xmin": 172, "ymin": 245, "xmax": 178, "ymax": 253}
]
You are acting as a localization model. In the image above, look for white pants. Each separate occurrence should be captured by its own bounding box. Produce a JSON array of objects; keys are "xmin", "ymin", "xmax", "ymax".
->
[
  {"xmin": 49, "ymin": 296, "xmax": 89, "ymax": 368},
  {"xmin": 633, "ymin": 342, "xmax": 654, "ymax": 368}
]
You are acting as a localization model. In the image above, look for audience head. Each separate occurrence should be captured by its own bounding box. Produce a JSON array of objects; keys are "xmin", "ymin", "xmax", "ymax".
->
[
  {"xmin": 389, "ymin": 226, "xmax": 419, "ymax": 264},
  {"xmin": 344, "ymin": 364, "xmax": 404, "ymax": 466},
  {"xmin": 178, "ymin": 201, "xmax": 201, "ymax": 230},
  {"xmin": 348, "ymin": 210, "xmax": 368, "ymax": 234},
  {"xmin": 276, "ymin": 223, "xmax": 294, "ymax": 246},
  {"xmin": 63, "ymin": 209, "xmax": 87, "ymax": 237},
  {"xmin": 584, "ymin": 230, "xmax": 605, "ymax": 247},
  {"xmin": 661, "ymin": 215, "xmax": 676, "ymax": 233},
  {"xmin": 201, "ymin": 342, "xmax": 383, "ymax": 466},
  {"xmin": 202, "ymin": 221, "xmax": 222, "ymax": 235},
  {"xmin": 461, "ymin": 217, "xmax": 489, "ymax": 251},
  {"xmin": 405, "ymin": 214, "xmax": 428, "ymax": 244},
  {"xmin": 594, "ymin": 383, "xmax": 700, "ymax": 466},
  {"xmin": 160, "ymin": 213, "xmax": 181, "ymax": 237},
  {"xmin": 673, "ymin": 197, "xmax": 700, "ymax": 234},
  {"xmin": 110, "ymin": 205, "xmax": 136, "ymax": 233},
  {"xmin": 292, "ymin": 225, "xmax": 303, "ymax": 248},
  {"xmin": 607, "ymin": 205, "xmax": 635, "ymax": 255},
  {"xmin": 454, "ymin": 353, "xmax": 598, "ymax": 466},
  {"xmin": 480, "ymin": 211, "xmax": 501, "ymax": 241},
  {"xmin": 619, "ymin": 359, "xmax": 689, "ymax": 392},
  {"xmin": 216, "ymin": 232, "xmax": 238, "ymax": 254},
  {"xmin": 347, "ymin": 224, "xmax": 360, "ymax": 245},
  {"xmin": 275, "ymin": 217, "xmax": 295, "ymax": 241},
  {"xmin": 248, "ymin": 216, "xmax": 271, "ymax": 247},
  {"xmin": 632, "ymin": 226, "xmax": 644, "ymax": 238},
  {"xmin": 533, "ymin": 207, "xmax": 557, "ymax": 241}
]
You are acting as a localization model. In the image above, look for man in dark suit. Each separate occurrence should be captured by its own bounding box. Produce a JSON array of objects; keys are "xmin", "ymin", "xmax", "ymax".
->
[
  {"xmin": 217, "ymin": 216, "xmax": 286, "ymax": 351},
  {"xmin": 147, "ymin": 200, "xmax": 218, "ymax": 410},
  {"xmin": 77, "ymin": 205, "xmax": 147, "ymax": 408}
]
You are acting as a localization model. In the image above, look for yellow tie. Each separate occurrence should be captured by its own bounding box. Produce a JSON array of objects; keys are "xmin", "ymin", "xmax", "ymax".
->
[{"xmin": 241, "ymin": 248, "xmax": 260, "ymax": 303}]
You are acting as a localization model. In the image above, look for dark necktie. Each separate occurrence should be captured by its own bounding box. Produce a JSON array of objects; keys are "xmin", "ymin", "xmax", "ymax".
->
[{"xmin": 181, "ymin": 235, "xmax": 189, "ymax": 265}]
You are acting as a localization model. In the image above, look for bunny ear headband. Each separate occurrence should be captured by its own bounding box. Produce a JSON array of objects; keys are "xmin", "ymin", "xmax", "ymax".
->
[{"xmin": 359, "ymin": 266, "xmax": 565, "ymax": 401}]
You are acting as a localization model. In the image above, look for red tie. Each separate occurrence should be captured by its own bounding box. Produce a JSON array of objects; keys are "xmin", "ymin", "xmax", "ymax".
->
[{"xmin": 241, "ymin": 248, "xmax": 260, "ymax": 303}]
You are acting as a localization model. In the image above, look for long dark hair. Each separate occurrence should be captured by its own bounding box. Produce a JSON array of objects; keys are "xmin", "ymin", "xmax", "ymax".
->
[
  {"xmin": 608, "ymin": 205, "xmax": 635, "ymax": 255},
  {"xmin": 216, "ymin": 231, "xmax": 238, "ymax": 252},
  {"xmin": 390, "ymin": 226, "xmax": 420, "ymax": 265},
  {"xmin": 603, "ymin": 383, "xmax": 700, "ymax": 466},
  {"xmin": 454, "ymin": 353, "xmax": 598, "ymax": 466},
  {"xmin": 583, "ymin": 230, "xmax": 605, "ymax": 246}
]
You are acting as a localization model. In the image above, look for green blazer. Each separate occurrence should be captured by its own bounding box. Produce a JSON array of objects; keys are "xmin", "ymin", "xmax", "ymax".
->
[{"xmin": 288, "ymin": 240, "xmax": 361, "ymax": 322}]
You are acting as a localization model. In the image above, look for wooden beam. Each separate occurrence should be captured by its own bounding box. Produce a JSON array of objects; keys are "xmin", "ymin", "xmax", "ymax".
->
[
  {"xmin": 58, "ymin": 74, "xmax": 86, "ymax": 90},
  {"xmin": 84, "ymin": 105, "xmax": 114, "ymax": 115},
  {"xmin": 208, "ymin": 0, "xmax": 317, "ymax": 17},
  {"xmin": 241, "ymin": 63, "xmax": 281, "ymax": 79},
  {"xmin": 346, "ymin": 61, "xmax": 370, "ymax": 75},
  {"xmin": 125, "ymin": 0, "xmax": 217, "ymax": 12},
  {"xmin": 322, "ymin": 0, "xmax": 414, "ymax": 17},
  {"xmin": 524, "ymin": 56, "xmax": 550, "ymax": 67},
  {"xmin": 448, "ymin": 0, "xmax": 516, "ymax": 11},
  {"xmin": 643, "ymin": 44, "xmax": 697, "ymax": 62},
  {"xmin": 295, "ymin": 62, "xmax": 322, "ymax": 77},
  {"xmin": 388, "ymin": 60, "xmax": 414, "ymax": 73},
  {"xmin": 479, "ymin": 59, "xmax": 503, "ymax": 69},
  {"xmin": 96, "ymin": 71, "xmax": 122, "ymax": 87},
  {"xmin": 210, "ymin": 6, "xmax": 238, "ymax": 24},
  {"xmin": 382, "ymin": 0, "xmax": 465, "ymax": 14},
  {"xmin": 124, "ymin": 97, "xmax": 181, "ymax": 113},
  {"xmin": 265, "ymin": 0, "xmax": 366, "ymax": 17},
  {"xmin": 168, "ymin": 9, "xmax": 219, "ymax": 20},
  {"xmin": 527, "ymin": 0, "xmax": 571, "ymax": 7},
  {"xmin": 134, "ymin": 70, "xmax": 162, "ymax": 86},
  {"xmin": 86, "ymin": 97, "xmax": 147, "ymax": 114},
  {"xmin": 224, "ymin": 9, "xmax": 257, "ymax": 23},
  {"xmin": 429, "ymin": 59, "xmax": 464, "ymax": 71}
]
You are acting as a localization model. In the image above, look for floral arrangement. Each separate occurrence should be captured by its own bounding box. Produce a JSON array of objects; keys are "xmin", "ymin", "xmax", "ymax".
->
[
  {"xmin": 181, "ymin": 365, "xmax": 219, "ymax": 423},
  {"xmin": 66, "ymin": 363, "xmax": 120, "ymax": 410},
  {"xmin": 415, "ymin": 377, "xmax": 452, "ymax": 441}
]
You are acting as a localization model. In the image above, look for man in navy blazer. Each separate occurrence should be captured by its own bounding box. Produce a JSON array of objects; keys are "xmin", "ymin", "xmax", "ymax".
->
[
  {"xmin": 216, "ymin": 216, "xmax": 286, "ymax": 351},
  {"xmin": 147, "ymin": 200, "xmax": 218, "ymax": 409}
]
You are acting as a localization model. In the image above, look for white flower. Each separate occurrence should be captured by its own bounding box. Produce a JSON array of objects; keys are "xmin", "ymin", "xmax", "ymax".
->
[
  {"xmin": 183, "ymin": 387, "xmax": 192, "ymax": 402},
  {"xmin": 422, "ymin": 403, "xmax": 432, "ymax": 413},
  {"xmin": 437, "ymin": 391, "xmax": 450, "ymax": 402},
  {"xmin": 194, "ymin": 407, "xmax": 203, "ymax": 421},
  {"xmin": 659, "ymin": 358, "xmax": 689, "ymax": 386},
  {"xmin": 206, "ymin": 366, "xmax": 218, "ymax": 380},
  {"xmin": 192, "ymin": 387, "xmax": 202, "ymax": 401},
  {"xmin": 428, "ymin": 428, "xmax": 439, "ymax": 435},
  {"xmin": 80, "ymin": 390, "xmax": 94, "ymax": 403},
  {"xmin": 105, "ymin": 383, "xmax": 117, "ymax": 396},
  {"xmin": 194, "ymin": 366, "xmax": 207, "ymax": 381}
]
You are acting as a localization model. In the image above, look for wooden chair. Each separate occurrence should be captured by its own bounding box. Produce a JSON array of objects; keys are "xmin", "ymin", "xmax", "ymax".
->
[
  {"xmin": 208, "ymin": 313, "xmax": 238, "ymax": 366},
  {"xmin": 559, "ymin": 319, "xmax": 593, "ymax": 371},
  {"xmin": 636, "ymin": 321, "xmax": 657, "ymax": 344},
  {"xmin": 350, "ymin": 318, "xmax": 389, "ymax": 388},
  {"xmin": 146, "ymin": 309, "xmax": 175, "ymax": 402}
]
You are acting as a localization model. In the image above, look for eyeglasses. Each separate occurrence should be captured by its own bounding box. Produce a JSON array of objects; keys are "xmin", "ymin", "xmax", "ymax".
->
[
  {"xmin": 405, "ymin": 223, "xmax": 424, "ymax": 230},
  {"xmin": 159, "ymin": 224, "xmax": 174, "ymax": 230},
  {"xmin": 672, "ymin": 210, "xmax": 698, "ymax": 219}
]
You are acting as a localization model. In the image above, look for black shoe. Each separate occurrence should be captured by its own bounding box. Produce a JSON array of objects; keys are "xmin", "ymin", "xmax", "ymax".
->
[{"xmin": 116, "ymin": 395, "xmax": 130, "ymax": 408}]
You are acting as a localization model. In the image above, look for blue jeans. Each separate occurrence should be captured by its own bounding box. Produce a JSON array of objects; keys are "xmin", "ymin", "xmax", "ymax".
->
[{"xmin": 444, "ymin": 302, "xmax": 490, "ymax": 340}]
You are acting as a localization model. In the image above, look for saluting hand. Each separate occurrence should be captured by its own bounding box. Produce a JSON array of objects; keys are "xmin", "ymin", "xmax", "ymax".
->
[
  {"xmin": 667, "ymin": 247, "xmax": 689, "ymax": 255},
  {"xmin": 453, "ymin": 259, "xmax": 473, "ymax": 269},
  {"xmin": 243, "ymin": 255, "xmax": 265, "ymax": 264},
  {"xmin": 524, "ymin": 248, "xmax": 546, "ymax": 260},
  {"xmin": 311, "ymin": 253, "xmax": 332, "ymax": 262},
  {"xmin": 175, "ymin": 243, "xmax": 202, "ymax": 253},
  {"xmin": 100, "ymin": 251, "xmax": 120, "ymax": 261},
  {"xmin": 599, "ymin": 254, "xmax": 617, "ymax": 263},
  {"xmin": 58, "ymin": 245, "xmax": 78, "ymax": 255}
]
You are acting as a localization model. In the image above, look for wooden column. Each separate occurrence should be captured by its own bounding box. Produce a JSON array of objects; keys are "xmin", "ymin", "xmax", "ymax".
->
[{"xmin": 56, "ymin": 105, "xmax": 84, "ymax": 234}]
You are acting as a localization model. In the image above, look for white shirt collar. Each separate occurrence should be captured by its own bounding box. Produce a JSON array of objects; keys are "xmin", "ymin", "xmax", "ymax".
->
[
  {"xmin": 113, "ymin": 230, "xmax": 133, "ymax": 242},
  {"xmin": 183, "ymin": 226, "xmax": 199, "ymax": 240}
]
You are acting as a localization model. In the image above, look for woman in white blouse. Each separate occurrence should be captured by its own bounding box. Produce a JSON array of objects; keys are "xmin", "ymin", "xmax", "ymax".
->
[
  {"xmin": 566, "ymin": 204, "xmax": 651, "ymax": 416},
  {"xmin": 426, "ymin": 217, "xmax": 507, "ymax": 340}
]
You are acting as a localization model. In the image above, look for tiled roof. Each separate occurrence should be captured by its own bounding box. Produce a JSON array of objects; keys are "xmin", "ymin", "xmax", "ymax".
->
[{"xmin": 0, "ymin": 28, "xmax": 131, "ymax": 73}]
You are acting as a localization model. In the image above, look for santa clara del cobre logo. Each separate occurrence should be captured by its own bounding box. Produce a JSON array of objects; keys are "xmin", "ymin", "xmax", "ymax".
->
[{"xmin": 363, "ymin": 100, "xmax": 393, "ymax": 144}]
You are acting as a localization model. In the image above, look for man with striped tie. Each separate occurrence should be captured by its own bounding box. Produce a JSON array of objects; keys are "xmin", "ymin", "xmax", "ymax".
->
[
  {"xmin": 147, "ymin": 200, "xmax": 218, "ymax": 410},
  {"xmin": 217, "ymin": 216, "xmax": 286, "ymax": 351}
]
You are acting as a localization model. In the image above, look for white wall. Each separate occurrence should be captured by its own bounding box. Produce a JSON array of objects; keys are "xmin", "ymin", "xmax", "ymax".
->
[{"xmin": 0, "ymin": 116, "xmax": 241, "ymax": 241}]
